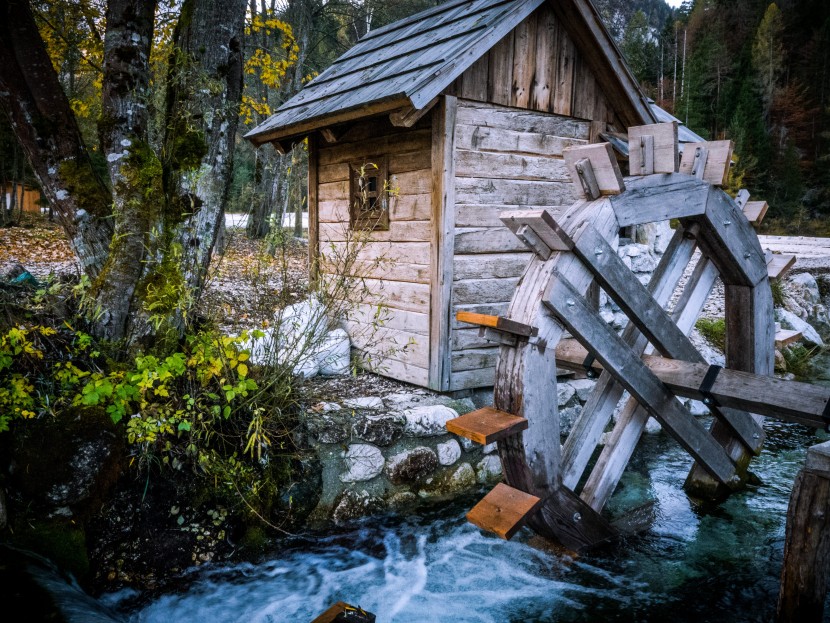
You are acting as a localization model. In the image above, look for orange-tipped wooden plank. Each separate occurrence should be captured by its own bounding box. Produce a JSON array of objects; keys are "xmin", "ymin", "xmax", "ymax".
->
[
  {"xmin": 467, "ymin": 483, "xmax": 544, "ymax": 540},
  {"xmin": 768, "ymin": 254, "xmax": 797, "ymax": 281},
  {"xmin": 743, "ymin": 200, "xmax": 768, "ymax": 226},
  {"xmin": 446, "ymin": 407, "xmax": 528, "ymax": 445},
  {"xmin": 775, "ymin": 329, "xmax": 803, "ymax": 348},
  {"xmin": 312, "ymin": 602, "xmax": 375, "ymax": 623},
  {"xmin": 455, "ymin": 311, "xmax": 537, "ymax": 337}
]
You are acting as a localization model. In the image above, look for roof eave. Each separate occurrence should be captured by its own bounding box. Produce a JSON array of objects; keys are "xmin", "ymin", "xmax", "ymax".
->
[{"xmin": 244, "ymin": 95, "xmax": 412, "ymax": 147}]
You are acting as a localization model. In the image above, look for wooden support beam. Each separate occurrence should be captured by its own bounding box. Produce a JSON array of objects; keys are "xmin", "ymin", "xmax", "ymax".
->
[
  {"xmin": 777, "ymin": 441, "xmax": 830, "ymax": 622},
  {"xmin": 776, "ymin": 329, "xmax": 803, "ymax": 348},
  {"xmin": 545, "ymin": 272, "xmax": 739, "ymax": 487},
  {"xmin": 455, "ymin": 312, "xmax": 537, "ymax": 337},
  {"xmin": 768, "ymin": 254, "xmax": 797, "ymax": 281},
  {"xmin": 389, "ymin": 97, "xmax": 438, "ymax": 128},
  {"xmin": 495, "ymin": 198, "xmax": 619, "ymax": 551},
  {"xmin": 554, "ymin": 342, "xmax": 829, "ymax": 429},
  {"xmin": 562, "ymin": 225, "xmax": 698, "ymax": 490},
  {"xmin": 691, "ymin": 187, "xmax": 769, "ymax": 287},
  {"xmin": 500, "ymin": 208, "xmax": 577, "ymax": 253},
  {"xmin": 563, "ymin": 143, "xmax": 625, "ymax": 198},
  {"xmin": 628, "ymin": 122, "xmax": 678, "ymax": 175},
  {"xmin": 319, "ymin": 128, "xmax": 340, "ymax": 144},
  {"xmin": 735, "ymin": 189, "xmax": 751, "ymax": 210},
  {"xmin": 610, "ymin": 173, "xmax": 710, "ymax": 227},
  {"xmin": 743, "ymin": 201, "xmax": 769, "ymax": 226},
  {"xmin": 574, "ymin": 158, "xmax": 601, "ymax": 200},
  {"xmin": 568, "ymin": 222, "xmax": 701, "ymax": 362},
  {"xmin": 479, "ymin": 326, "xmax": 518, "ymax": 347},
  {"xmin": 516, "ymin": 224, "xmax": 553, "ymax": 260},
  {"xmin": 467, "ymin": 483, "xmax": 544, "ymax": 540},
  {"xmin": 446, "ymin": 407, "xmax": 529, "ymax": 445},
  {"xmin": 679, "ymin": 140, "xmax": 734, "ymax": 186}
]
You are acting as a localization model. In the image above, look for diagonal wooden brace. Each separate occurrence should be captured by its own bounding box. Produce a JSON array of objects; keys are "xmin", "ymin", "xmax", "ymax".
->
[{"xmin": 544, "ymin": 270, "xmax": 740, "ymax": 488}]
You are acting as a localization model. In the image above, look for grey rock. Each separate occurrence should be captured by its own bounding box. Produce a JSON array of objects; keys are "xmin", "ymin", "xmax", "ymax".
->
[
  {"xmin": 777, "ymin": 308, "xmax": 824, "ymax": 346},
  {"xmin": 386, "ymin": 447, "xmax": 438, "ymax": 485},
  {"xmin": 307, "ymin": 414, "xmax": 349, "ymax": 444},
  {"xmin": 343, "ymin": 397, "xmax": 385, "ymax": 410},
  {"xmin": 449, "ymin": 463, "xmax": 476, "ymax": 489},
  {"xmin": 403, "ymin": 405, "xmax": 459, "ymax": 437},
  {"xmin": 482, "ymin": 442, "xmax": 498, "ymax": 455},
  {"xmin": 351, "ymin": 414, "xmax": 405, "ymax": 446},
  {"xmin": 557, "ymin": 383, "xmax": 576, "ymax": 408},
  {"xmin": 569, "ymin": 378, "xmax": 597, "ymax": 403},
  {"xmin": 437, "ymin": 439, "xmax": 462, "ymax": 466},
  {"xmin": 685, "ymin": 399, "xmax": 709, "ymax": 416},
  {"xmin": 331, "ymin": 490, "xmax": 384, "ymax": 524},
  {"xmin": 457, "ymin": 436, "xmax": 476, "ymax": 452},
  {"xmin": 644, "ymin": 417, "xmax": 662, "ymax": 434},
  {"xmin": 476, "ymin": 455, "xmax": 503, "ymax": 483},
  {"xmin": 388, "ymin": 491, "xmax": 418, "ymax": 509},
  {"xmin": 382, "ymin": 392, "xmax": 452, "ymax": 411},
  {"xmin": 559, "ymin": 405, "xmax": 582, "ymax": 436},
  {"xmin": 340, "ymin": 444, "xmax": 385, "ymax": 482},
  {"xmin": 789, "ymin": 273, "xmax": 821, "ymax": 305}
]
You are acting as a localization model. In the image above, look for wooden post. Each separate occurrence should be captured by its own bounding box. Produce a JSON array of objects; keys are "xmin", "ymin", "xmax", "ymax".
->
[
  {"xmin": 428, "ymin": 95, "xmax": 457, "ymax": 391},
  {"xmin": 777, "ymin": 441, "xmax": 830, "ymax": 622}
]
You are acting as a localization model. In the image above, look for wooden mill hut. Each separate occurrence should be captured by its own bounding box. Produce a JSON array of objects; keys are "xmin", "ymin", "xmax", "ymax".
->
[{"xmin": 246, "ymin": 0, "xmax": 659, "ymax": 392}]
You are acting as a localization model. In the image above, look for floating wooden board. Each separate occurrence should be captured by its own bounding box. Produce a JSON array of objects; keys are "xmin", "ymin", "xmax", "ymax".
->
[
  {"xmin": 775, "ymin": 329, "xmax": 803, "ymax": 348},
  {"xmin": 466, "ymin": 482, "xmax": 544, "ymax": 540},
  {"xmin": 768, "ymin": 254, "xmax": 797, "ymax": 281},
  {"xmin": 743, "ymin": 200, "xmax": 769, "ymax": 226},
  {"xmin": 446, "ymin": 406, "xmax": 528, "ymax": 445},
  {"xmin": 679, "ymin": 140, "xmax": 734, "ymax": 186},
  {"xmin": 312, "ymin": 602, "xmax": 375, "ymax": 623},
  {"xmin": 628, "ymin": 122, "xmax": 678, "ymax": 175},
  {"xmin": 456, "ymin": 311, "xmax": 537, "ymax": 337},
  {"xmin": 563, "ymin": 142, "xmax": 625, "ymax": 198}
]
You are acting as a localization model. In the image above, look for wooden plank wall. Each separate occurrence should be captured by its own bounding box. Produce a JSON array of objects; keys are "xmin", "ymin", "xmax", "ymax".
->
[
  {"xmin": 449, "ymin": 98, "xmax": 591, "ymax": 390},
  {"xmin": 315, "ymin": 115, "xmax": 433, "ymax": 386},
  {"xmin": 449, "ymin": 3, "xmax": 619, "ymax": 139}
]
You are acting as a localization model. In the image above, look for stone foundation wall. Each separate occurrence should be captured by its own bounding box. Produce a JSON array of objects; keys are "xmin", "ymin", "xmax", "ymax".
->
[{"xmin": 303, "ymin": 392, "xmax": 502, "ymax": 524}]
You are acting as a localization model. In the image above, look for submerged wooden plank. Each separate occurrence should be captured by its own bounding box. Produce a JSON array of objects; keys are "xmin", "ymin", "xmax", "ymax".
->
[{"xmin": 467, "ymin": 483, "xmax": 544, "ymax": 540}]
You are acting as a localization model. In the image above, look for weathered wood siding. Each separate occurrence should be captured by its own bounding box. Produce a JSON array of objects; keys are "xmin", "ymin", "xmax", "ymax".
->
[
  {"xmin": 448, "ymin": 99, "xmax": 590, "ymax": 390},
  {"xmin": 314, "ymin": 115, "xmax": 433, "ymax": 386},
  {"xmin": 449, "ymin": 3, "xmax": 619, "ymax": 140}
]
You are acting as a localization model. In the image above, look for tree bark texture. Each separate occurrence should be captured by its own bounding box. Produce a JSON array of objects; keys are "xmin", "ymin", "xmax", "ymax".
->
[
  {"xmin": 168, "ymin": 0, "xmax": 246, "ymax": 297},
  {"xmin": 0, "ymin": 0, "xmax": 112, "ymax": 277},
  {"xmin": 91, "ymin": 0, "xmax": 159, "ymax": 343}
]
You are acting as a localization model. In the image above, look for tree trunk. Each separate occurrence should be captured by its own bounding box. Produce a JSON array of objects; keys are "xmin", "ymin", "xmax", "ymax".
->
[
  {"xmin": 0, "ymin": 0, "xmax": 113, "ymax": 277},
  {"xmin": 91, "ymin": 0, "xmax": 159, "ymax": 343},
  {"xmin": 167, "ymin": 0, "xmax": 246, "ymax": 299}
]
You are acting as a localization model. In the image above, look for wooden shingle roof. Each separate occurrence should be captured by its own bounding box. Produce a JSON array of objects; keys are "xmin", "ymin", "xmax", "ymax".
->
[{"xmin": 245, "ymin": 0, "xmax": 655, "ymax": 146}]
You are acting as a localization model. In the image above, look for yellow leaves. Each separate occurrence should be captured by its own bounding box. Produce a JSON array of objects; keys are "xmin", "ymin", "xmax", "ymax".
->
[{"xmin": 241, "ymin": 95, "xmax": 272, "ymax": 125}]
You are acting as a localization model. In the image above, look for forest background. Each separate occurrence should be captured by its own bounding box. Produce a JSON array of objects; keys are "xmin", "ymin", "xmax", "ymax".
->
[{"xmin": 2, "ymin": 0, "xmax": 830, "ymax": 238}]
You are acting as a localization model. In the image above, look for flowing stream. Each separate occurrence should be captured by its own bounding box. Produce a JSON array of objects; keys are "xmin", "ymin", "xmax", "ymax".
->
[{"xmin": 95, "ymin": 419, "xmax": 829, "ymax": 623}]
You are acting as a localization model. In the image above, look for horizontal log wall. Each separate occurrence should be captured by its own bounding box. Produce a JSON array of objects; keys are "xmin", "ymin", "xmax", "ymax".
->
[
  {"xmin": 315, "ymin": 115, "xmax": 433, "ymax": 386},
  {"xmin": 448, "ymin": 98, "xmax": 590, "ymax": 390}
]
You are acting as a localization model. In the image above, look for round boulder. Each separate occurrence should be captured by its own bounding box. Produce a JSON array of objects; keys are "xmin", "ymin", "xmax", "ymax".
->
[{"xmin": 385, "ymin": 447, "xmax": 438, "ymax": 485}]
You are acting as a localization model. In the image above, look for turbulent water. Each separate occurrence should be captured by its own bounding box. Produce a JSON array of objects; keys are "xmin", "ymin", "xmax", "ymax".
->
[{"xmin": 97, "ymin": 419, "xmax": 830, "ymax": 623}]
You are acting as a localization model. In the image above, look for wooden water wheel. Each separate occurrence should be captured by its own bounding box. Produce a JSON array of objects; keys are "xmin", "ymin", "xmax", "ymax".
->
[{"xmin": 446, "ymin": 123, "xmax": 830, "ymax": 552}]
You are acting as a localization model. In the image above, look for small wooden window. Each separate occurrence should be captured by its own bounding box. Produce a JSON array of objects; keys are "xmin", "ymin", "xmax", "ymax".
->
[{"xmin": 349, "ymin": 157, "xmax": 389, "ymax": 231}]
